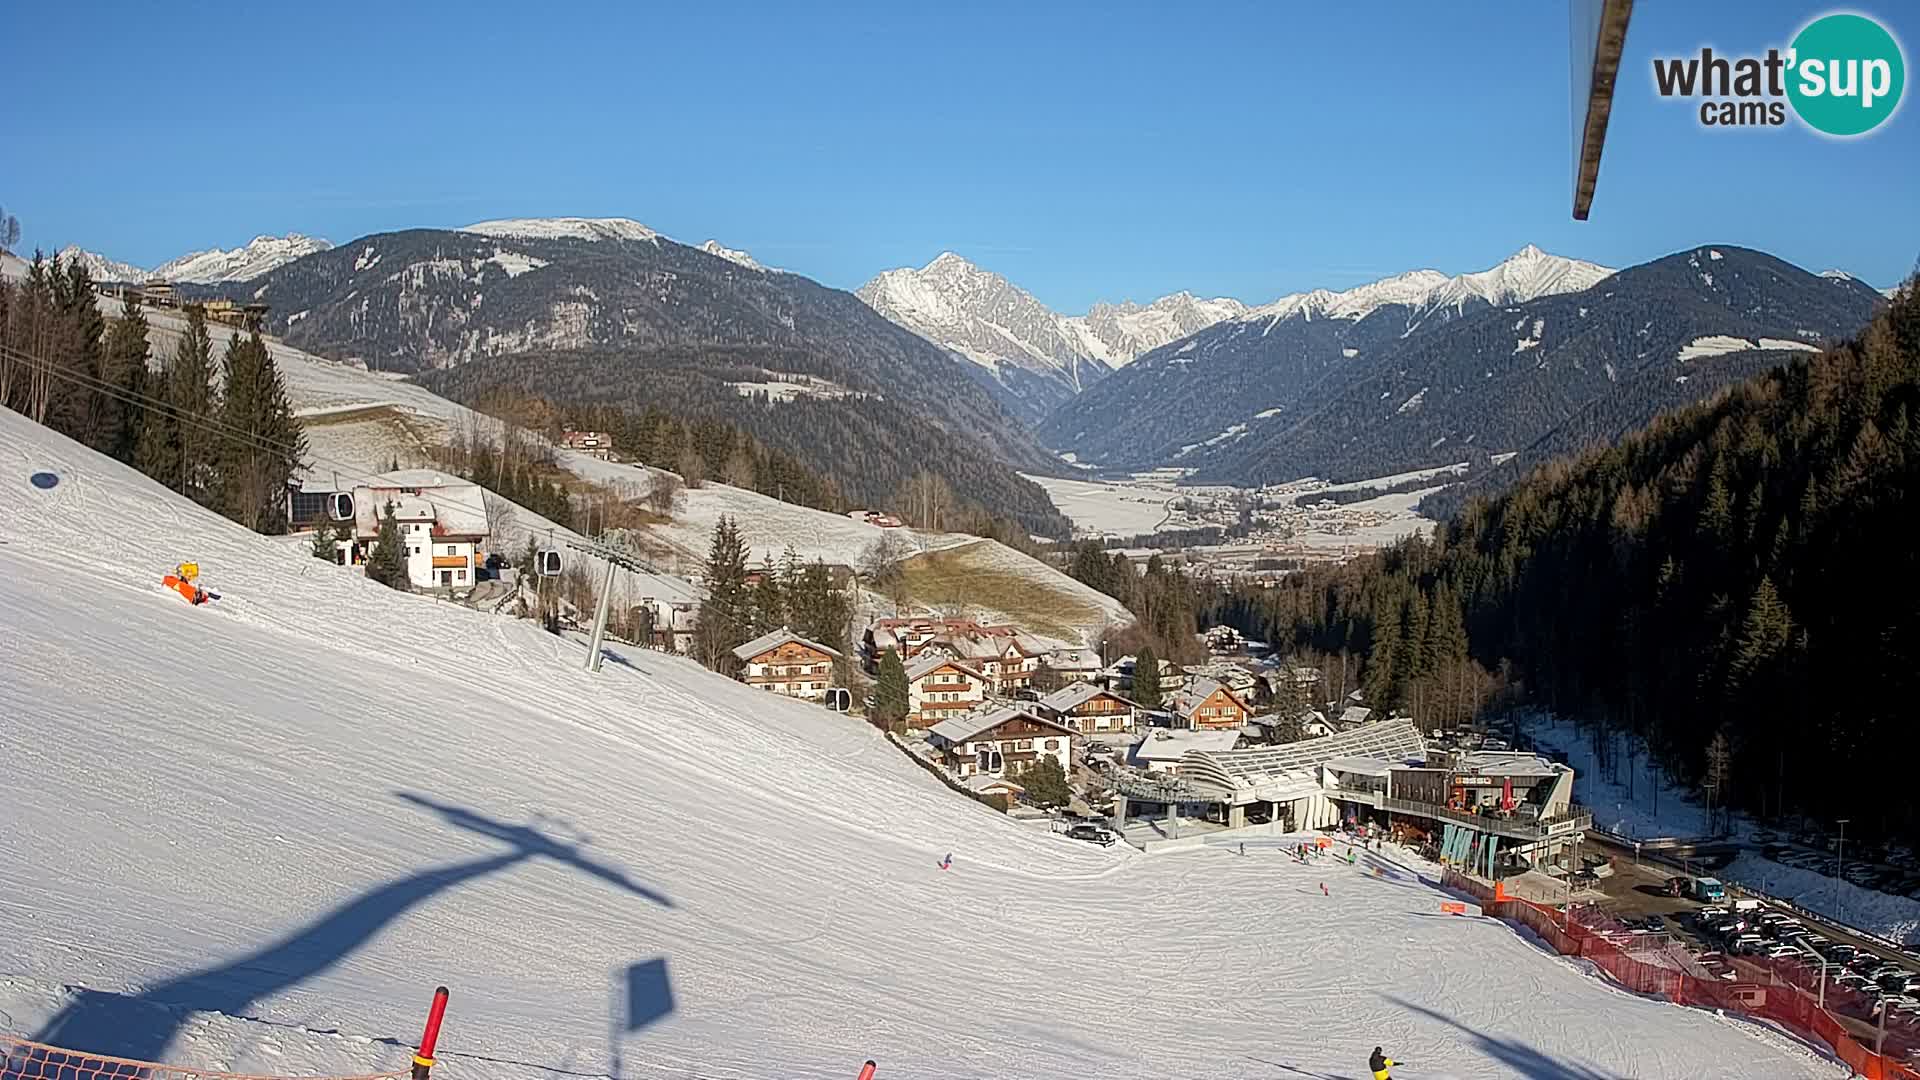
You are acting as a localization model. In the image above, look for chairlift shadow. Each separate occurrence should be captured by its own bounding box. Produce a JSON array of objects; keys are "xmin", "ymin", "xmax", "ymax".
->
[
  {"xmin": 1380, "ymin": 993, "xmax": 1629, "ymax": 1080},
  {"xmin": 25, "ymin": 793, "xmax": 675, "ymax": 1069}
]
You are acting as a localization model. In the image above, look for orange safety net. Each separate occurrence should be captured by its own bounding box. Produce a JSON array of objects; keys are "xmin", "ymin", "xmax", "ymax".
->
[
  {"xmin": 1441, "ymin": 869, "xmax": 1920, "ymax": 1080},
  {"xmin": 0, "ymin": 1036, "xmax": 411, "ymax": 1080}
]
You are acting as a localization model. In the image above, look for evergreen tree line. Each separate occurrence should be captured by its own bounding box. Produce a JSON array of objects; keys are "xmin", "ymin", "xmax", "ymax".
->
[
  {"xmin": 1, "ymin": 252, "xmax": 303, "ymax": 533},
  {"xmin": 1212, "ymin": 284, "xmax": 1920, "ymax": 843},
  {"xmin": 1061, "ymin": 542, "xmax": 1206, "ymax": 663},
  {"xmin": 691, "ymin": 515, "xmax": 856, "ymax": 679}
]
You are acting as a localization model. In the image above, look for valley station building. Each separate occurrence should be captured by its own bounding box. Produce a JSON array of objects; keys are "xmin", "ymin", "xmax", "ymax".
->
[{"xmin": 1108, "ymin": 718, "xmax": 1590, "ymax": 875}]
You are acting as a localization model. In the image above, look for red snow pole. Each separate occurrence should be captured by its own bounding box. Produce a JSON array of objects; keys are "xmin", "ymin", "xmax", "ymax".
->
[
  {"xmin": 412, "ymin": 985, "xmax": 450, "ymax": 1080},
  {"xmin": 857, "ymin": 1061, "xmax": 877, "ymax": 1080}
]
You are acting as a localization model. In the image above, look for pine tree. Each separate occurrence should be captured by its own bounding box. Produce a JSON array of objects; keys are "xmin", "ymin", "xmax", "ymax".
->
[
  {"xmin": 102, "ymin": 292, "xmax": 151, "ymax": 463},
  {"xmin": 134, "ymin": 340, "xmax": 181, "ymax": 490},
  {"xmin": 1728, "ymin": 576, "xmax": 1792, "ymax": 693},
  {"xmin": 310, "ymin": 520, "xmax": 337, "ymax": 561},
  {"xmin": 366, "ymin": 502, "xmax": 411, "ymax": 591},
  {"xmin": 693, "ymin": 515, "xmax": 751, "ymax": 671},
  {"xmin": 1132, "ymin": 646, "xmax": 1162, "ymax": 709},
  {"xmin": 217, "ymin": 326, "xmax": 305, "ymax": 533},
  {"xmin": 874, "ymin": 647, "xmax": 910, "ymax": 725},
  {"xmin": 57, "ymin": 259, "xmax": 109, "ymax": 450},
  {"xmin": 1015, "ymin": 755, "xmax": 1072, "ymax": 807},
  {"xmin": 749, "ymin": 557, "xmax": 785, "ymax": 636},
  {"xmin": 1704, "ymin": 729, "xmax": 1733, "ymax": 837},
  {"xmin": 167, "ymin": 305, "xmax": 219, "ymax": 505}
]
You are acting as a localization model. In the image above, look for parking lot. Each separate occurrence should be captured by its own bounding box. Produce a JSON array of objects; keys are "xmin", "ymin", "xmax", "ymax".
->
[{"xmin": 1583, "ymin": 832, "xmax": 1920, "ymax": 1054}]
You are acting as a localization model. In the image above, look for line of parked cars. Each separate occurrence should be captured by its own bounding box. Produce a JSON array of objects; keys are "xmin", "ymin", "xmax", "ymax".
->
[{"xmin": 1685, "ymin": 904, "xmax": 1920, "ymax": 1020}]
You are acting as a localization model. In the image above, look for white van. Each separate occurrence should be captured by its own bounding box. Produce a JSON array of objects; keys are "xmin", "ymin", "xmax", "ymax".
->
[{"xmin": 1731, "ymin": 898, "xmax": 1765, "ymax": 913}]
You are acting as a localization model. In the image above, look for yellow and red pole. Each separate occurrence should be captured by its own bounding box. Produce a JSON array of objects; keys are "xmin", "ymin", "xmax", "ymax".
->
[{"xmin": 413, "ymin": 986, "xmax": 450, "ymax": 1080}]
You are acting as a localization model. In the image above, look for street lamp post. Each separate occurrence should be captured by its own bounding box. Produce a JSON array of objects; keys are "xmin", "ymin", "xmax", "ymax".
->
[{"xmin": 1837, "ymin": 818, "xmax": 1850, "ymax": 922}]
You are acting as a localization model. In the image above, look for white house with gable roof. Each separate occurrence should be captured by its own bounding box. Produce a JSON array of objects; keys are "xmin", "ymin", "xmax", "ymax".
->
[{"xmin": 350, "ymin": 469, "xmax": 490, "ymax": 591}]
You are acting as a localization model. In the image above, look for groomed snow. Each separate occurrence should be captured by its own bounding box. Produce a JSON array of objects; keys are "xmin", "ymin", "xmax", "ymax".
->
[{"xmin": 0, "ymin": 407, "xmax": 1844, "ymax": 1079}]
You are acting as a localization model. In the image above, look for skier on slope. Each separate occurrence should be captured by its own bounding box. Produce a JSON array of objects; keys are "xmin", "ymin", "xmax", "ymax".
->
[{"xmin": 1369, "ymin": 1046, "xmax": 1398, "ymax": 1080}]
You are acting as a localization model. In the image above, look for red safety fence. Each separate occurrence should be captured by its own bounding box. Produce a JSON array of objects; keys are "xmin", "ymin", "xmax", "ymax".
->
[
  {"xmin": 0, "ymin": 1037, "xmax": 411, "ymax": 1080},
  {"xmin": 3, "ymin": 986, "xmax": 450, "ymax": 1080},
  {"xmin": 1443, "ymin": 868, "xmax": 1920, "ymax": 1079}
]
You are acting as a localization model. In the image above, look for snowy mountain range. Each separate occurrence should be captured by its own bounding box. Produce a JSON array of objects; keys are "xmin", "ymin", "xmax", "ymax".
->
[
  {"xmin": 47, "ymin": 234, "xmax": 332, "ymax": 284},
  {"xmin": 856, "ymin": 252, "xmax": 1244, "ymax": 424},
  {"xmin": 1039, "ymin": 245, "xmax": 1615, "ymax": 467},
  {"xmin": 220, "ymin": 222, "xmax": 1069, "ymax": 534}
]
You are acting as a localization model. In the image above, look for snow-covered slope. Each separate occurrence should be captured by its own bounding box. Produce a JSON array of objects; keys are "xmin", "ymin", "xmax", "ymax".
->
[
  {"xmin": 20, "ymin": 236, "xmax": 329, "ymax": 286},
  {"xmin": 856, "ymin": 253, "xmax": 1113, "ymax": 418},
  {"xmin": 1063, "ymin": 292, "xmax": 1248, "ymax": 368},
  {"xmin": 153, "ymin": 234, "xmax": 332, "ymax": 283},
  {"xmin": 697, "ymin": 239, "xmax": 772, "ymax": 272},
  {"xmin": 1238, "ymin": 245, "xmax": 1613, "ymax": 328},
  {"xmin": 855, "ymin": 254, "xmax": 1242, "ymax": 423},
  {"xmin": 0, "ymin": 407, "xmax": 1843, "ymax": 1080},
  {"xmin": 56, "ymin": 245, "xmax": 146, "ymax": 283},
  {"xmin": 459, "ymin": 217, "xmax": 661, "ymax": 244}
]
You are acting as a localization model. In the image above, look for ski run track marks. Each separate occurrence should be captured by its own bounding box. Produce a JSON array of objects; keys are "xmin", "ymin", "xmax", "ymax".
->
[{"xmin": 0, "ymin": 412, "xmax": 1851, "ymax": 1079}]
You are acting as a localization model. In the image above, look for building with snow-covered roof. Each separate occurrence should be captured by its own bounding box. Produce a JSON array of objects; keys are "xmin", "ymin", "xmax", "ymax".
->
[
  {"xmin": 1166, "ymin": 676, "xmax": 1252, "ymax": 731},
  {"xmin": 1044, "ymin": 648, "xmax": 1102, "ymax": 683},
  {"xmin": 1107, "ymin": 718, "xmax": 1589, "ymax": 868},
  {"xmin": 1036, "ymin": 682, "xmax": 1139, "ymax": 736},
  {"xmin": 927, "ymin": 706, "xmax": 1075, "ymax": 780},
  {"xmin": 1128, "ymin": 728, "xmax": 1243, "ymax": 773},
  {"xmin": 733, "ymin": 628, "xmax": 842, "ymax": 701},
  {"xmin": 349, "ymin": 470, "xmax": 490, "ymax": 592},
  {"xmin": 906, "ymin": 654, "xmax": 991, "ymax": 728}
]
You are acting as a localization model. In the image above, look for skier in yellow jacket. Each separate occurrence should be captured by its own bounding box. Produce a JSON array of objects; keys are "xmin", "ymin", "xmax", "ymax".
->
[{"xmin": 1370, "ymin": 1046, "xmax": 1397, "ymax": 1080}]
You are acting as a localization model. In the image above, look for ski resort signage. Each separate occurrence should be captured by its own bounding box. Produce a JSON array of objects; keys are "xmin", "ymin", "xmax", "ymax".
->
[{"xmin": 1651, "ymin": 12, "xmax": 1905, "ymax": 136}]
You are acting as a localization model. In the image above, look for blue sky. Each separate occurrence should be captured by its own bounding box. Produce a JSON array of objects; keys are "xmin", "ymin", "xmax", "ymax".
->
[{"xmin": 6, "ymin": 1, "xmax": 1915, "ymax": 311}]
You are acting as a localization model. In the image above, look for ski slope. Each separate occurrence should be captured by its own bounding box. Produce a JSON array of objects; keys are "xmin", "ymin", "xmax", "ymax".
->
[{"xmin": 0, "ymin": 410, "xmax": 1846, "ymax": 1080}]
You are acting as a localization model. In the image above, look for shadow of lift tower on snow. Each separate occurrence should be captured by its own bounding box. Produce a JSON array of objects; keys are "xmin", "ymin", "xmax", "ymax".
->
[{"xmin": 23, "ymin": 792, "xmax": 676, "ymax": 1071}]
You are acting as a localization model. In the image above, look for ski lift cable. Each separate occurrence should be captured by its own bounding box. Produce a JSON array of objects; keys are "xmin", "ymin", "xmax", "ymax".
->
[
  {"xmin": 1, "ymin": 343, "xmax": 604, "ymax": 547},
  {"xmin": 6, "ymin": 345, "xmax": 674, "ymax": 590}
]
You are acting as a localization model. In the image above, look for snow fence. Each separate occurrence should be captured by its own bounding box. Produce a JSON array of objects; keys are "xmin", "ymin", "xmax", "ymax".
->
[
  {"xmin": 1445, "ymin": 868, "xmax": 1920, "ymax": 1079},
  {"xmin": 0, "ymin": 1037, "xmax": 411, "ymax": 1080}
]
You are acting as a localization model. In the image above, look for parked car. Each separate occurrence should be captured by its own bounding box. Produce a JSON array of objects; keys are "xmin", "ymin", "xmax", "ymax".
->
[
  {"xmin": 1065, "ymin": 823, "xmax": 1117, "ymax": 847},
  {"xmin": 1644, "ymin": 915, "xmax": 1667, "ymax": 933}
]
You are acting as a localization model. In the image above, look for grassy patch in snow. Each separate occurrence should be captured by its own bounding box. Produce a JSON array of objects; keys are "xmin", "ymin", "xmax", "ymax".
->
[{"xmin": 895, "ymin": 541, "xmax": 1108, "ymax": 639}]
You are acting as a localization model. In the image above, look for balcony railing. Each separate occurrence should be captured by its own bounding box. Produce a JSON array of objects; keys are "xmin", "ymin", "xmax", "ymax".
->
[{"xmin": 1381, "ymin": 797, "xmax": 1592, "ymax": 841}]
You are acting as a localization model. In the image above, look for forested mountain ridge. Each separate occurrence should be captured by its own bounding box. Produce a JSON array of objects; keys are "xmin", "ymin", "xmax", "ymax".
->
[
  {"xmin": 1190, "ymin": 246, "xmax": 1885, "ymax": 485},
  {"xmin": 1217, "ymin": 279, "xmax": 1920, "ymax": 841},
  {"xmin": 215, "ymin": 224, "xmax": 1072, "ymax": 534},
  {"xmin": 1038, "ymin": 245, "xmax": 1612, "ymax": 470},
  {"xmin": 414, "ymin": 345, "xmax": 1072, "ymax": 538}
]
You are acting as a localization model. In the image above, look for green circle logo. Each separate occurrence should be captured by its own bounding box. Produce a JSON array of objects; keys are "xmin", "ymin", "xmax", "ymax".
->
[{"xmin": 1787, "ymin": 13, "xmax": 1906, "ymax": 136}]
